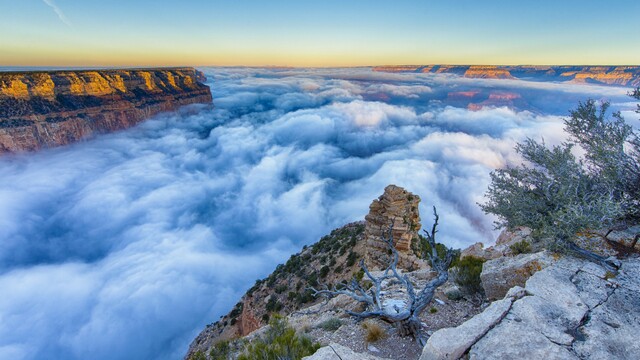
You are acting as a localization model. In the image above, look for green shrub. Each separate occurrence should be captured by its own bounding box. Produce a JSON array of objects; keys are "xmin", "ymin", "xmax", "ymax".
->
[
  {"xmin": 429, "ymin": 307, "xmax": 438, "ymax": 314},
  {"xmin": 238, "ymin": 316, "xmax": 320, "ymax": 360},
  {"xmin": 346, "ymin": 251, "xmax": 357, "ymax": 267},
  {"xmin": 209, "ymin": 340, "xmax": 231, "ymax": 360},
  {"xmin": 451, "ymin": 255, "xmax": 485, "ymax": 295},
  {"xmin": 510, "ymin": 240, "xmax": 532, "ymax": 255},
  {"xmin": 191, "ymin": 350, "xmax": 206, "ymax": 360},
  {"xmin": 319, "ymin": 265, "xmax": 330, "ymax": 278},
  {"xmin": 265, "ymin": 296, "xmax": 283, "ymax": 313},
  {"xmin": 318, "ymin": 317, "xmax": 343, "ymax": 331}
]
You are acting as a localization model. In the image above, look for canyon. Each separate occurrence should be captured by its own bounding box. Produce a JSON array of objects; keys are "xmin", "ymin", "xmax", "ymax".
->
[
  {"xmin": 0, "ymin": 67, "xmax": 212, "ymax": 154},
  {"xmin": 373, "ymin": 65, "xmax": 640, "ymax": 87}
]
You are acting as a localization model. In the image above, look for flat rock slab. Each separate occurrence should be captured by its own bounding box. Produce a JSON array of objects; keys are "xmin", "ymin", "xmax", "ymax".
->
[
  {"xmin": 303, "ymin": 342, "xmax": 390, "ymax": 360},
  {"xmin": 419, "ymin": 297, "xmax": 514, "ymax": 360}
]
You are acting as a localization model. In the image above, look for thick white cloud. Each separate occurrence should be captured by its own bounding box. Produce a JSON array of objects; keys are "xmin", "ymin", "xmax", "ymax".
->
[{"xmin": 0, "ymin": 67, "xmax": 635, "ymax": 360}]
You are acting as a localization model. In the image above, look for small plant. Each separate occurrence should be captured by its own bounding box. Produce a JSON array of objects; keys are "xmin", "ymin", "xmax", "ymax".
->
[
  {"xmin": 429, "ymin": 307, "xmax": 438, "ymax": 314},
  {"xmin": 238, "ymin": 316, "xmax": 320, "ymax": 360},
  {"xmin": 319, "ymin": 265, "xmax": 330, "ymax": 278},
  {"xmin": 604, "ymin": 271, "xmax": 617, "ymax": 280},
  {"xmin": 346, "ymin": 251, "xmax": 357, "ymax": 267},
  {"xmin": 510, "ymin": 240, "xmax": 532, "ymax": 255},
  {"xmin": 451, "ymin": 255, "xmax": 485, "ymax": 296},
  {"xmin": 318, "ymin": 317, "xmax": 343, "ymax": 331},
  {"xmin": 265, "ymin": 296, "xmax": 283, "ymax": 312},
  {"xmin": 209, "ymin": 340, "xmax": 231, "ymax": 360},
  {"xmin": 191, "ymin": 351, "xmax": 206, "ymax": 360},
  {"xmin": 362, "ymin": 320, "xmax": 386, "ymax": 343}
]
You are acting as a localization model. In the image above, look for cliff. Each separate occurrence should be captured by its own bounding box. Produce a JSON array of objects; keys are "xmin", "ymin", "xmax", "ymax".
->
[
  {"xmin": 186, "ymin": 184, "xmax": 640, "ymax": 359},
  {"xmin": 0, "ymin": 67, "xmax": 212, "ymax": 153},
  {"xmin": 372, "ymin": 65, "xmax": 640, "ymax": 87}
]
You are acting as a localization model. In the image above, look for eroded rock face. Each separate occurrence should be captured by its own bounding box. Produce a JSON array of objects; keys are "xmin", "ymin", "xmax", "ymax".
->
[
  {"xmin": 0, "ymin": 67, "xmax": 212, "ymax": 153},
  {"xmin": 364, "ymin": 185, "xmax": 425, "ymax": 270}
]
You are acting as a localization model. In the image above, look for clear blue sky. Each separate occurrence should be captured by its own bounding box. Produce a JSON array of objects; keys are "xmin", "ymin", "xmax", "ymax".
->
[{"xmin": 1, "ymin": 0, "xmax": 639, "ymax": 66}]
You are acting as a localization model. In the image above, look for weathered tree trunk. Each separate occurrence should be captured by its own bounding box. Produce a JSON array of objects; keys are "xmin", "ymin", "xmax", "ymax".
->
[
  {"xmin": 564, "ymin": 239, "xmax": 619, "ymax": 273},
  {"xmin": 397, "ymin": 316, "xmax": 425, "ymax": 345}
]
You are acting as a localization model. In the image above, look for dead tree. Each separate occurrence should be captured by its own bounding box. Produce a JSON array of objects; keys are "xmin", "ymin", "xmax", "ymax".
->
[{"xmin": 311, "ymin": 207, "xmax": 454, "ymax": 346}]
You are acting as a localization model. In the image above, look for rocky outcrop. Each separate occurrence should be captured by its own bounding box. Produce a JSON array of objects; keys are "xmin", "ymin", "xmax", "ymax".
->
[
  {"xmin": 373, "ymin": 65, "xmax": 640, "ymax": 87},
  {"xmin": 461, "ymin": 227, "xmax": 535, "ymax": 260},
  {"xmin": 364, "ymin": 185, "xmax": 426, "ymax": 270},
  {"xmin": 0, "ymin": 67, "xmax": 212, "ymax": 153},
  {"xmin": 420, "ymin": 255, "xmax": 640, "ymax": 360}
]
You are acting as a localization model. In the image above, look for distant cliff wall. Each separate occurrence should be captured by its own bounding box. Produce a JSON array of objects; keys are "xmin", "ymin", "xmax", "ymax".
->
[
  {"xmin": 373, "ymin": 65, "xmax": 640, "ymax": 87},
  {"xmin": 0, "ymin": 67, "xmax": 212, "ymax": 154}
]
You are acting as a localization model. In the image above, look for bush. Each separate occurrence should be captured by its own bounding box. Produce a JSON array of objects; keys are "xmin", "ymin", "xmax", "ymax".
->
[
  {"xmin": 265, "ymin": 296, "xmax": 283, "ymax": 313},
  {"xmin": 209, "ymin": 340, "xmax": 231, "ymax": 360},
  {"xmin": 481, "ymin": 97, "xmax": 640, "ymax": 264},
  {"xmin": 318, "ymin": 317, "xmax": 343, "ymax": 331},
  {"xmin": 451, "ymin": 256, "xmax": 485, "ymax": 295},
  {"xmin": 429, "ymin": 307, "xmax": 438, "ymax": 314},
  {"xmin": 509, "ymin": 240, "xmax": 532, "ymax": 255},
  {"xmin": 238, "ymin": 316, "xmax": 320, "ymax": 360},
  {"xmin": 191, "ymin": 351, "xmax": 206, "ymax": 360},
  {"xmin": 362, "ymin": 320, "xmax": 386, "ymax": 343},
  {"xmin": 346, "ymin": 251, "xmax": 357, "ymax": 267},
  {"xmin": 319, "ymin": 265, "xmax": 330, "ymax": 278}
]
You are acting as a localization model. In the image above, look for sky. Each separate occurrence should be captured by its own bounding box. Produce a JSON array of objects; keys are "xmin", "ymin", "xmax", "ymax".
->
[
  {"xmin": 1, "ymin": 0, "xmax": 639, "ymax": 67},
  {"xmin": 0, "ymin": 67, "xmax": 635, "ymax": 359}
]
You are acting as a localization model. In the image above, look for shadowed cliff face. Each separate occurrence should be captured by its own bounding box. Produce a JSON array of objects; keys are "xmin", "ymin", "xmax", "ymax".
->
[
  {"xmin": 373, "ymin": 65, "xmax": 640, "ymax": 87},
  {"xmin": 0, "ymin": 68, "xmax": 213, "ymax": 153}
]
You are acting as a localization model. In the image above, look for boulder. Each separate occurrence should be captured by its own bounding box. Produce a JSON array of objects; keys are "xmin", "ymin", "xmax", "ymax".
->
[{"xmin": 480, "ymin": 251, "xmax": 555, "ymax": 300}]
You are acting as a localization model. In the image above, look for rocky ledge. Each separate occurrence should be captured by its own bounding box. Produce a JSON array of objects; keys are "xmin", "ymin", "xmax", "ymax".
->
[
  {"xmin": 421, "ymin": 255, "xmax": 640, "ymax": 359},
  {"xmin": 0, "ymin": 67, "xmax": 212, "ymax": 153},
  {"xmin": 186, "ymin": 185, "xmax": 639, "ymax": 360}
]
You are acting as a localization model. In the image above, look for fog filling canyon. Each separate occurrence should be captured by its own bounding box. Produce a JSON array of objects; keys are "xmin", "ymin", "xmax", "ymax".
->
[{"xmin": 0, "ymin": 67, "xmax": 634, "ymax": 360}]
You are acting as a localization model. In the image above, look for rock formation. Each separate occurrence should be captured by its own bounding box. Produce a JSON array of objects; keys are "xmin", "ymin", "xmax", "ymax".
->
[
  {"xmin": 420, "ymin": 255, "xmax": 640, "ymax": 360},
  {"xmin": 0, "ymin": 67, "xmax": 212, "ymax": 154},
  {"xmin": 373, "ymin": 65, "xmax": 640, "ymax": 87},
  {"xmin": 480, "ymin": 251, "xmax": 554, "ymax": 300},
  {"xmin": 364, "ymin": 185, "xmax": 426, "ymax": 270}
]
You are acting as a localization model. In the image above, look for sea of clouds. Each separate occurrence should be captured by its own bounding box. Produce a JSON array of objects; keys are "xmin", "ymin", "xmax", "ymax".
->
[{"xmin": 0, "ymin": 67, "xmax": 635, "ymax": 359}]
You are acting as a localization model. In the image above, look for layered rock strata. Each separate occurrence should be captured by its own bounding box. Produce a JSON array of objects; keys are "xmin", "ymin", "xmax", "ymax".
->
[
  {"xmin": 364, "ymin": 185, "xmax": 426, "ymax": 270},
  {"xmin": 373, "ymin": 65, "xmax": 640, "ymax": 87},
  {"xmin": 0, "ymin": 67, "xmax": 212, "ymax": 153}
]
